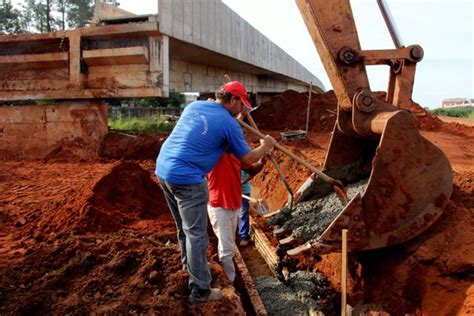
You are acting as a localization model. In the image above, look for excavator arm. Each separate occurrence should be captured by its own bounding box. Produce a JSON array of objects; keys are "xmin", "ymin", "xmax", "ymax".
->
[{"xmin": 285, "ymin": 0, "xmax": 453, "ymax": 255}]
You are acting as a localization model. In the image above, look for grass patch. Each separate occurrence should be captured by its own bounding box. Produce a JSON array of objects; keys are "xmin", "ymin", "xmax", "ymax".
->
[
  {"xmin": 109, "ymin": 114, "xmax": 175, "ymax": 132},
  {"xmin": 429, "ymin": 106, "xmax": 474, "ymax": 118}
]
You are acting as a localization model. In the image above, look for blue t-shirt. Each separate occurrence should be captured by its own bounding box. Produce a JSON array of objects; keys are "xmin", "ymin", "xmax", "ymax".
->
[{"xmin": 156, "ymin": 101, "xmax": 251, "ymax": 185}]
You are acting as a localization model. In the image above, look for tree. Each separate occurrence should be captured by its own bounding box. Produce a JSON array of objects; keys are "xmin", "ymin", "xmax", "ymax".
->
[
  {"xmin": 67, "ymin": 0, "xmax": 119, "ymax": 29},
  {"xmin": 22, "ymin": 0, "xmax": 54, "ymax": 33},
  {"xmin": 0, "ymin": 0, "xmax": 25, "ymax": 34}
]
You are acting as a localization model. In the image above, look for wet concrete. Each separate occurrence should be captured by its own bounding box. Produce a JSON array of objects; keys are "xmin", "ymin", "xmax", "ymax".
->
[
  {"xmin": 254, "ymin": 271, "xmax": 338, "ymax": 315},
  {"xmin": 269, "ymin": 179, "xmax": 369, "ymax": 242}
]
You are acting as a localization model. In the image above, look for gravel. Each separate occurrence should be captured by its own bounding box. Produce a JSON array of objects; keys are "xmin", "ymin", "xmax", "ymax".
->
[{"xmin": 268, "ymin": 179, "xmax": 369, "ymax": 242}]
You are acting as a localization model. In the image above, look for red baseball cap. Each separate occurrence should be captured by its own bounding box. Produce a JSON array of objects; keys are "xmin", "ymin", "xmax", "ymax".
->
[{"xmin": 220, "ymin": 81, "xmax": 253, "ymax": 109}]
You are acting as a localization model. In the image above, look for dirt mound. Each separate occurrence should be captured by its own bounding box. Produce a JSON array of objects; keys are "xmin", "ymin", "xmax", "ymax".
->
[
  {"xmin": 50, "ymin": 161, "xmax": 168, "ymax": 234},
  {"xmin": 99, "ymin": 132, "xmax": 166, "ymax": 160},
  {"xmin": 0, "ymin": 160, "xmax": 245, "ymax": 315},
  {"xmin": 408, "ymin": 100, "xmax": 444, "ymax": 131},
  {"xmin": 45, "ymin": 137, "xmax": 100, "ymax": 162},
  {"xmin": 251, "ymin": 90, "xmax": 474, "ymax": 139},
  {"xmin": 251, "ymin": 90, "xmax": 337, "ymax": 132}
]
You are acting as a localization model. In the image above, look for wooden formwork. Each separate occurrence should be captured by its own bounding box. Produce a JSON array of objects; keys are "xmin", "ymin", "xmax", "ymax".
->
[{"xmin": 249, "ymin": 217, "xmax": 278, "ymax": 275}]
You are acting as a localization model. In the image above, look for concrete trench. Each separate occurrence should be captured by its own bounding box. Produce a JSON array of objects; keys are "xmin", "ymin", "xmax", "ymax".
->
[{"xmin": 237, "ymin": 179, "xmax": 369, "ymax": 315}]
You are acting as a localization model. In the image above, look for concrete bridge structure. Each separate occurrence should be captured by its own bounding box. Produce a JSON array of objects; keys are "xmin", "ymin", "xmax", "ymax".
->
[
  {"xmin": 0, "ymin": 0, "xmax": 324, "ymax": 102},
  {"xmin": 0, "ymin": 0, "xmax": 325, "ymax": 159}
]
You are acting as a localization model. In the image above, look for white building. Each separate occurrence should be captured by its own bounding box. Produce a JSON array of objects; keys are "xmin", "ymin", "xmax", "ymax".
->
[{"xmin": 442, "ymin": 98, "xmax": 474, "ymax": 108}]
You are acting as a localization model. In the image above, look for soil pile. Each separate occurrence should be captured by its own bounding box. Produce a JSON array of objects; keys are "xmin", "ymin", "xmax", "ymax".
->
[
  {"xmin": 99, "ymin": 132, "xmax": 167, "ymax": 160},
  {"xmin": 0, "ymin": 160, "xmax": 245, "ymax": 315},
  {"xmin": 249, "ymin": 121, "xmax": 474, "ymax": 314},
  {"xmin": 45, "ymin": 137, "xmax": 101, "ymax": 162},
  {"xmin": 251, "ymin": 90, "xmax": 337, "ymax": 132},
  {"xmin": 65, "ymin": 161, "xmax": 168, "ymax": 233}
]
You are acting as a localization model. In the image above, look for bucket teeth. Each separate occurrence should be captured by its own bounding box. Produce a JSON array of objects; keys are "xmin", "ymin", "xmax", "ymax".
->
[
  {"xmin": 287, "ymin": 242, "xmax": 336, "ymax": 256},
  {"xmin": 279, "ymin": 235, "xmax": 298, "ymax": 246}
]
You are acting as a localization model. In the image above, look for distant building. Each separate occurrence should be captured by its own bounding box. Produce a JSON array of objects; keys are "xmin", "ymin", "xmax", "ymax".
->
[{"xmin": 442, "ymin": 98, "xmax": 474, "ymax": 108}]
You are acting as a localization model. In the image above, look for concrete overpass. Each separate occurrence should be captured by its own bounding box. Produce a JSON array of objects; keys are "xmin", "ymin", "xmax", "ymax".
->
[
  {"xmin": 157, "ymin": 0, "xmax": 325, "ymax": 94},
  {"xmin": 0, "ymin": 0, "xmax": 324, "ymax": 102}
]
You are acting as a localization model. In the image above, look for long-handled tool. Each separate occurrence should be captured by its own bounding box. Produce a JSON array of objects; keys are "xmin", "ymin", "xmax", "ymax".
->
[
  {"xmin": 237, "ymin": 117, "xmax": 348, "ymax": 204},
  {"xmin": 245, "ymin": 112, "xmax": 294, "ymax": 209},
  {"xmin": 242, "ymin": 194, "xmax": 269, "ymax": 215}
]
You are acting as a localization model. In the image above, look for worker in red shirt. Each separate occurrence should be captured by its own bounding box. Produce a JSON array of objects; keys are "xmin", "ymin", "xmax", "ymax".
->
[{"xmin": 207, "ymin": 150, "xmax": 266, "ymax": 282}]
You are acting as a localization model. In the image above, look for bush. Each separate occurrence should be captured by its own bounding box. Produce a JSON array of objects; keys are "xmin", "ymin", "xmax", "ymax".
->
[
  {"xmin": 109, "ymin": 114, "xmax": 175, "ymax": 132},
  {"xmin": 429, "ymin": 106, "xmax": 474, "ymax": 118}
]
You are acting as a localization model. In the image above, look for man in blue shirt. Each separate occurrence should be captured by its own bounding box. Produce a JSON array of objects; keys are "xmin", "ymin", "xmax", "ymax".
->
[{"xmin": 156, "ymin": 81, "xmax": 275, "ymax": 304}]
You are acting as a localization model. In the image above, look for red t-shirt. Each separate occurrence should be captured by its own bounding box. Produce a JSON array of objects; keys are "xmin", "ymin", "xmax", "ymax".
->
[{"xmin": 207, "ymin": 152, "xmax": 242, "ymax": 210}]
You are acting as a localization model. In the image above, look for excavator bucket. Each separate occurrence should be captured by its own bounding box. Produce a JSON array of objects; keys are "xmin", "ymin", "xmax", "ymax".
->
[
  {"xmin": 285, "ymin": 0, "xmax": 454, "ymax": 256},
  {"xmin": 297, "ymin": 110, "xmax": 453, "ymax": 253}
]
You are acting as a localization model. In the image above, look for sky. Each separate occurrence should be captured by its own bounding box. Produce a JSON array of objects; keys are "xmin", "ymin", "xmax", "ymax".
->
[{"xmin": 12, "ymin": 0, "xmax": 474, "ymax": 108}]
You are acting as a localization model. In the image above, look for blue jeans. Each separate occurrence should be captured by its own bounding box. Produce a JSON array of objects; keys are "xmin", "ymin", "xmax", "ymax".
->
[
  {"xmin": 239, "ymin": 198, "xmax": 250, "ymax": 240},
  {"xmin": 158, "ymin": 178, "xmax": 212, "ymax": 290}
]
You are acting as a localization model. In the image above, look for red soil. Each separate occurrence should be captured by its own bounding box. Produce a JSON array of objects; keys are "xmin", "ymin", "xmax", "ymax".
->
[
  {"xmin": 0, "ymin": 160, "xmax": 244, "ymax": 314},
  {"xmin": 249, "ymin": 90, "xmax": 474, "ymax": 315},
  {"xmin": 1, "ymin": 90, "xmax": 472, "ymax": 315}
]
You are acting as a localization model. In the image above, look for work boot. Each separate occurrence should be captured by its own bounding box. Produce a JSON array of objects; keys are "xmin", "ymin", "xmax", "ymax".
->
[{"xmin": 188, "ymin": 285, "xmax": 223, "ymax": 304}]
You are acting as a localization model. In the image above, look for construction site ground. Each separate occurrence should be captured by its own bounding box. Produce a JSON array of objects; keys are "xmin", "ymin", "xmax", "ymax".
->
[{"xmin": 0, "ymin": 91, "xmax": 473, "ymax": 315}]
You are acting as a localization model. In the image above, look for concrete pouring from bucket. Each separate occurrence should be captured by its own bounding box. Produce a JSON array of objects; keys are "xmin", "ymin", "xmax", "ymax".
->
[{"xmin": 268, "ymin": 179, "xmax": 369, "ymax": 242}]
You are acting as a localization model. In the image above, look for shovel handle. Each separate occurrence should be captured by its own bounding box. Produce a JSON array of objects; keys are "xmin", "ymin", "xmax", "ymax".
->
[
  {"xmin": 237, "ymin": 118, "xmax": 336, "ymax": 184},
  {"xmin": 242, "ymin": 194, "xmax": 258, "ymax": 203},
  {"xmin": 246, "ymin": 114, "xmax": 294, "ymax": 195}
]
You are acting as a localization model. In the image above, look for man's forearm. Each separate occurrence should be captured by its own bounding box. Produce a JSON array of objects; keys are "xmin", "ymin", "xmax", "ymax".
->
[{"xmin": 240, "ymin": 145, "xmax": 267, "ymax": 167}]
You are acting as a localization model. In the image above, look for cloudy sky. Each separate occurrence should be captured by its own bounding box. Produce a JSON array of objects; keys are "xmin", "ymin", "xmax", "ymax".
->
[{"xmin": 12, "ymin": 0, "xmax": 474, "ymax": 108}]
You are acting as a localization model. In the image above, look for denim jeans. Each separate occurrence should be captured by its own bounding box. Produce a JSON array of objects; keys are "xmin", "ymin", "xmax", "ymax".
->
[
  {"xmin": 158, "ymin": 178, "xmax": 212, "ymax": 290},
  {"xmin": 238, "ymin": 199, "xmax": 250, "ymax": 240}
]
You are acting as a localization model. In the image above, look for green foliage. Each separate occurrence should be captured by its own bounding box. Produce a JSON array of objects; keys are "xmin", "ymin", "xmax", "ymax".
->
[
  {"xmin": 109, "ymin": 114, "xmax": 175, "ymax": 132},
  {"xmin": 429, "ymin": 106, "xmax": 474, "ymax": 118},
  {"xmin": 106, "ymin": 93, "xmax": 186, "ymax": 108},
  {"xmin": 2, "ymin": 0, "xmax": 120, "ymax": 33},
  {"xmin": 0, "ymin": 0, "xmax": 25, "ymax": 34}
]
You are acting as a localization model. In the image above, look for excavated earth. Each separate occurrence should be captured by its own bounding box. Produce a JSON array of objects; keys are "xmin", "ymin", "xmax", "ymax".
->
[
  {"xmin": 0, "ymin": 89, "xmax": 472, "ymax": 315},
  {"xmin": 0, "ymin": 157, "xmax": 243, "ymax": 314},
  {"xmin": 250, "ymin": 90, "xmax": 474, "ymax": 315}
]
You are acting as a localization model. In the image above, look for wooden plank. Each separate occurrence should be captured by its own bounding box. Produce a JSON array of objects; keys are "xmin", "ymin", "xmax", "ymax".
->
[
  {"xmin": 342, "ymin": 229, "xmax": 348, "ymax": 316},
  {"xmin": 250, "ymin": 217, "xmax": 278, "ymax": 275},
  {"xmin": 234, "ymin": 247, "xmax": 268, "ymax": 316},
  {"xmin": 82, "ymin": 46, "xmax": 149, "ymax": 66}
]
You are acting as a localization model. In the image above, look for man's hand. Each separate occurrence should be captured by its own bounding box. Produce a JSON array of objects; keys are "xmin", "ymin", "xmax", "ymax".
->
[{"xmin": 260, "ymin": 135, "xmax": 276, "ymax": 153}]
